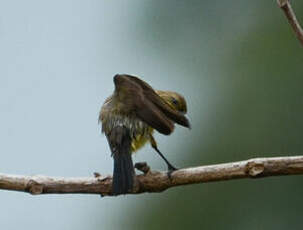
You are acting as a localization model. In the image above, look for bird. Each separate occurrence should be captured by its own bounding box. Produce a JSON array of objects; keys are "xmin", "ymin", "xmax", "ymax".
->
[{"xmin": 99, "ymin": 74, "xmax": 190, "ymax": 195}]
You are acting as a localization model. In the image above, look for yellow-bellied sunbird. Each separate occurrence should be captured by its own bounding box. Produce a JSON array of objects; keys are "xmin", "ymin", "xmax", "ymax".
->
[{"xmin": 99, "ymin": 74, "xmax": 190, "ymax": 195}]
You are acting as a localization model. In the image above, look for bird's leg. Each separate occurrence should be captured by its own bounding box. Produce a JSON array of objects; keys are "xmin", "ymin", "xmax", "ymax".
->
[
  {"xmin": 150, "ymin": 135, "xmax": 178, "ymax": 172},
  {"xmin": 153, "ymin": 147, "xmax": 178, "ymax": 172}
]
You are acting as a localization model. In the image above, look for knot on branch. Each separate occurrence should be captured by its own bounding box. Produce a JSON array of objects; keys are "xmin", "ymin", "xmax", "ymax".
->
[
  {"xmin": 246, "ymin": 161, "xmax": 265, "ymax": 177},
  {"xmin": 26, "ymin": 179, "xmax": 43, "ymax": 195}
]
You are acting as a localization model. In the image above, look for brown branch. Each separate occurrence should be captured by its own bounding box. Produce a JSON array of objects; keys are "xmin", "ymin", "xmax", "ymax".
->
[
  {"xmin": 1, "ymin": 155, "xmax": 303, "ymax": 196},
  {"xmin": 277, "ymin": 0, "xmax": 303, "ymax": 46}
]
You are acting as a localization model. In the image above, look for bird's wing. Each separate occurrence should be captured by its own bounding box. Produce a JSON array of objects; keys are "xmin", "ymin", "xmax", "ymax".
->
[
  {"xmin": 114, "ymin": 74, "xmax": 190, "ymax": 133},
  {"xmin": 113, "ymin": 74, "xmax": 175, "ymax": 135},
  {"xmin": 135, "ymin": 98, "xmax": 175, "ymax": 135}
]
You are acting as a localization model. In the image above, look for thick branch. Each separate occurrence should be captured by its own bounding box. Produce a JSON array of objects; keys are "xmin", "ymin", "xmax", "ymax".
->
[
  {"xmin": 277, "ymin": 0, "xmax": 303, "ymax": 46},
  {"xmin": 1, "ymin": 155, "xmax": 303, "ymax": 196}
]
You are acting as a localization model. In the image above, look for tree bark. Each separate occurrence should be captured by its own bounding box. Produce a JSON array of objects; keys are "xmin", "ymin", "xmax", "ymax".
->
[
  {"xmin": 1, "ymin": 155, "xmax": 303, "ymax": 196},
  {"xmin": 277, "ymin": 0, "xmax": 303, "ymax": 46}
]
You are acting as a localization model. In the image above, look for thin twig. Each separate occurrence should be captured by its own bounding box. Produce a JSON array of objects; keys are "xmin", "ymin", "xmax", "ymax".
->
[
  {"xmin": 1, "ymin": 155, "xmax": 303, "ymax": 196},
  {"xmin": 277, "ymin": 0, "xmax": 303, "ymax": 46}
]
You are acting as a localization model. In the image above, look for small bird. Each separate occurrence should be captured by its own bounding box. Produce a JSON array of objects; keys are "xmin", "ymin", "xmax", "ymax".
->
[{"xmin": 99, "ymin": 74, "xmax": 190, "ymax": 195}]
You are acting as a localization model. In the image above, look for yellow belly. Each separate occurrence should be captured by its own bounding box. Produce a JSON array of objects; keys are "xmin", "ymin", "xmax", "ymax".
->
[{"xmin": 131, "ymin": 128, "xmax": 154, "ymax": 153}]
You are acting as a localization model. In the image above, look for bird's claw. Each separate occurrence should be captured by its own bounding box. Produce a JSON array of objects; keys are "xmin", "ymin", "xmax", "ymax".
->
[
  {"xmin": 167, "ymin": 165, "xmax": 178, "ymax": 180},
  {"xmin": 134, "ymin": 162, "xmax": 151, "ymax": 174}
]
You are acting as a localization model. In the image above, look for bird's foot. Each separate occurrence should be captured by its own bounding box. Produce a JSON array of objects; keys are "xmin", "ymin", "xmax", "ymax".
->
[
  {"xmin": 167, "ymin": 164, "xmax": 178, "ymax": 180},
  {"xmin": 134, "ymin": 162, "xmax": 151, "ymax": 174}
]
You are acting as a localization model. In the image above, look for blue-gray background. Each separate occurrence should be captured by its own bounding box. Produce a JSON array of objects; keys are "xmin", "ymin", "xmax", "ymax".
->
[{"xmin": 1, "ymin": 1, "xmax": 303, "ymax": 229}]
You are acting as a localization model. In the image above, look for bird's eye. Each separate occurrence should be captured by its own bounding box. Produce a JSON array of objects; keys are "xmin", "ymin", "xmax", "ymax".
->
[{"xmin": 171, "ymin": 97, "xmax": 178, "ymax": 105}]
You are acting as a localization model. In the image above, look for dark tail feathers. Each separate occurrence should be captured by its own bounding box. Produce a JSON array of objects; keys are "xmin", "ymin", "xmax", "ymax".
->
[{"xmin": 113, "ymin": 152, "xmax": 134, "ymax": 195}]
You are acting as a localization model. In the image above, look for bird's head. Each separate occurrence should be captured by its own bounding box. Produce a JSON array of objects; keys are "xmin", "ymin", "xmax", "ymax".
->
[{"xmin": 156, "ymin": 90, "xmax": 188, "ymax": 114}]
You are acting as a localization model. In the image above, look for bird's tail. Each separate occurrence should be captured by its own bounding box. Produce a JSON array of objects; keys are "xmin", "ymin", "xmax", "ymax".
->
[{"xmin": 112, "ymin": 152, "xmax": 134, "ymax": 195}]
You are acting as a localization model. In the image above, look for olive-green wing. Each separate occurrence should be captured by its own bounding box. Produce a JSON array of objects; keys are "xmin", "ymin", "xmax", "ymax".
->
[
  {"xmin": 113, "ymin": 74, "xmax": 174, "ymax": 135},
  {"xmin": 118, "ymin": 74, "xmax": 190, "ymax": 129}
]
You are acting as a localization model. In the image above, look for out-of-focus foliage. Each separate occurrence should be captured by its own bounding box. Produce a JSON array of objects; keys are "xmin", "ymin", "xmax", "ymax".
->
[
  {"xmin": 1, "ymin": 1, "xmax": 303, "ymax": 229},
  {"xmin": 94, "ymin": 1, "xmax": 303, "ymax": 230}
]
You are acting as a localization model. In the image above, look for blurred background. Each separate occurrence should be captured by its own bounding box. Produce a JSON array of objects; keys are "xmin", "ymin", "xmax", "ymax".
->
[{"xmin": 0, "ymin": 0, "xmax": 303, "ymax": 229}]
